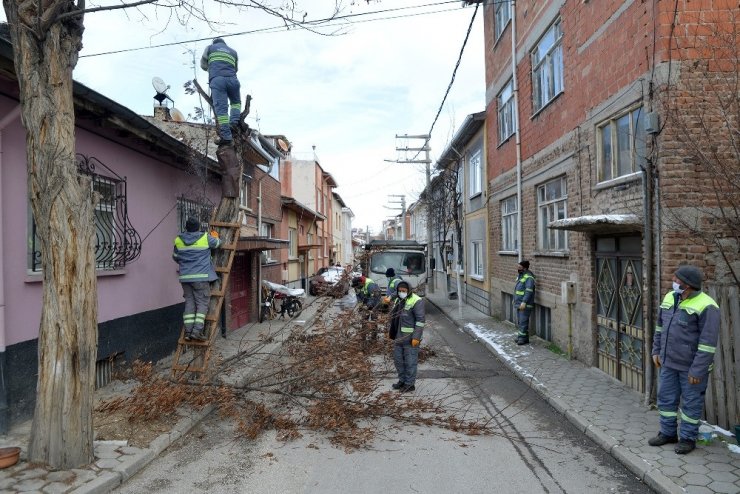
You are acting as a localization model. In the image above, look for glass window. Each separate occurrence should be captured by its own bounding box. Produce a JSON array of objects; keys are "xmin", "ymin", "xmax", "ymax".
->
[
  {"xmin": 532, "ymin": 19, "xmax": 564, "ymax": 112},
  {"xmin": 537, "ymin": 176, "xmax": 568, "ymax": 251},
  {"xmin": 289, "ymin": 228, "xmax": 297, "ymax": 258},
  {"xmin": 261, "ymin": 223, "xmax": 273, "ymax": 262},
  {"xmin": 470, "ymin": 241, "xmax": 483, "ymax": 277},
  {"xmin": 501, "ymin": 195, "xmax": 518, "ymax": 252},
  {"xmin": 597, "ymin": 106, "xmax": 647, "ymax": 182},
  {"xmin": 495, "ymin": 0, "xmax": 511, "ymax": 40},
  {"xmin": 369, "ymin": 252, "xmax": 425, "ymax": 276},
  {"xmin": 469, "ymin": 149, "xmax": 482, "ymax": 196},
  {"xmin": 498, "ymin": 79, "xmax": 516, "ymax": 143},
  {"xmin": 307, "ymin": 232, "xmax": 314, "ymax": 260},
  {"xmin": 239, "ymin": 173, "xmax": 249, "ymax": 210}
]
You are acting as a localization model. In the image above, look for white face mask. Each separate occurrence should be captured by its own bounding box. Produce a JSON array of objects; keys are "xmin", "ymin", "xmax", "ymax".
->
[
  {"xmin": 398, "ymin": 292, "xmax": 408, "ymax": 299},
  {"xmin": 672, "ymin": 281, "xmax": 685, "ymax": 294}
]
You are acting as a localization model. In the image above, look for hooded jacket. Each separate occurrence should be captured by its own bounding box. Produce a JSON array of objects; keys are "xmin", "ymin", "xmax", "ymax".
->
[
  {"xmin": 391, "ymin": 282, "xmax": 425, "ymax": 342},
  {"xmin": 514, "ymin": 269, "xmax": 536, "ymax": 308},
  {"xmin": 200, "ymin": 39, "xmax": 238, "ymax": 81},
  {"xmin": 173, "ymin": 231, "xmax": 221, "ymax": 283}
]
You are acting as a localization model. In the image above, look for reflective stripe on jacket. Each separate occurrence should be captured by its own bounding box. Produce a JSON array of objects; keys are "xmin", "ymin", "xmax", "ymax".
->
[
  {"xmin": 173, "ymin": 232, "xmax": 221, "ymax": 283},
  {"xmin": 386, "ymin": 275, "xmax": 403, "ymax": 297},
  {"xmin": 396, "ymin": 293, "xmax": 426, "ymax": 341},
  {"xmin": 200, "ymin": 40, "xmax": 238, "ymax": 81},
  {"xmin": 514, "ymin": 270, "xmax": 536, "ymax": 307},
  {"xmin": 652, "ymin": 290, "xmax": 720, "ymax": 377}
]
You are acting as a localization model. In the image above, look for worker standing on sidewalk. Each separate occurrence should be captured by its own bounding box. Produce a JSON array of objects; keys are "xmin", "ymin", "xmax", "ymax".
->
[
  {"xmin": 389, "ymin": 281, "xmax": 425, "ymax": 393},
  {"xmin": 173, "ymin": 217, "xmax": 222, "ymax": 341},
  {"xmin": 514, "ymin": 260, "xmax": 536, "ymax": 345},
  {"xmin": 649, "ymin": 264, "xmax": 720, "ymax": 455}
]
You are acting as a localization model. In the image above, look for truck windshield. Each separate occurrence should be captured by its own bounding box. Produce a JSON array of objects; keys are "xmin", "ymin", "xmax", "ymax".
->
[{"xmin": 370, "ymin": 252, "xmax": 425, "ymax": 276}]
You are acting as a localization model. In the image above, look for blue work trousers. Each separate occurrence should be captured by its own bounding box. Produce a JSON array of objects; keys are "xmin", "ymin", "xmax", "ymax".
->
[
  {"xmin": 393, "ymin": 338, "xmax": 419, "ymax": 386},
  {"xmin": 657, "ymin": 366, "xmax": 708, "ymax": 441},
  {"xmin": 517, "ymin": 308, "xmax": 532, "ymax": 338},
  {"xmin": 210, "ymin": 75, "xmax": 241, "ymax": 140}
]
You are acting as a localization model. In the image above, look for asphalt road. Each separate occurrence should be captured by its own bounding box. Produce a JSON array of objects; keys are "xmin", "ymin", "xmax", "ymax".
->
[{"xmin": 114, "ymin": 300, "xmax": 653, "ymax": 494}]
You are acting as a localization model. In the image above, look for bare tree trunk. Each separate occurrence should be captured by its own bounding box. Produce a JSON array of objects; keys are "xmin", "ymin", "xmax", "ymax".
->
[{"xmin": 3, "ymin": 5, "xmax": 97, "ymax": 468}]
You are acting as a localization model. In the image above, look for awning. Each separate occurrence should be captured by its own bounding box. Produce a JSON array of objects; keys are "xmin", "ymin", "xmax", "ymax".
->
[
  {"xmin": 237, "ymin": 237, "xmax": 289, "ymax": 251},
  {"xmin": 548, "ymin": 214, "xmax": 642, "ymax": 233},
  {"xmin": 298, "ymin": 243, "xmax": 322, "ymax": 251}
]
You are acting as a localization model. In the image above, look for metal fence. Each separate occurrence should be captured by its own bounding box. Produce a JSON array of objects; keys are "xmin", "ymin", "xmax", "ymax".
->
[{"xmin": 704, "ymin": 283, "xmax": 739, "ymax": 430}]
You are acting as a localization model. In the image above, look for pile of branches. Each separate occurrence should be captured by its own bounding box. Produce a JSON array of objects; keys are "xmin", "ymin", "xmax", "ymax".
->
[{"xmin": 98, "ymin": 304, "xmax": 490, "ymax": 451}]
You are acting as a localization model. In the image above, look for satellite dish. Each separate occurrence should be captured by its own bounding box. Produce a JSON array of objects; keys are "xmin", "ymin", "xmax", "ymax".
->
[
  {"xmin": 277, "ymin": 138, "xmax": 290, "ymax": 153},
  {"xmin": 170, "ymin": 108, "xmax": 186, "ymax": 122},
  {"xmin": 152, "ymin": 76, "xmax": 169, "ymax": 94}
]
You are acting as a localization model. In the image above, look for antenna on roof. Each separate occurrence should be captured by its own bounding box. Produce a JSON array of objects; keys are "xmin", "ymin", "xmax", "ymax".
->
[{"xmin": 152, "ymin": 76, "xmax": 173, "ymax": 107}]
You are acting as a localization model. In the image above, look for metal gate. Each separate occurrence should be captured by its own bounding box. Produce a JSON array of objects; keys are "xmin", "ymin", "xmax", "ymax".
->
[{"xmin": 596, "ymin": 236, "xmax": 644, "ymax": 392}]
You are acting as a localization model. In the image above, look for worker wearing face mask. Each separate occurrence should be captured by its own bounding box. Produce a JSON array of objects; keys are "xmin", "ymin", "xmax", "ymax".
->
[
  {"xmin": 388, "ymin": 281, "xmax": 425, "ymax": 393},
  {"xmin": 649, "ymin": 265, "xmax": 720, "ymax": 455}
]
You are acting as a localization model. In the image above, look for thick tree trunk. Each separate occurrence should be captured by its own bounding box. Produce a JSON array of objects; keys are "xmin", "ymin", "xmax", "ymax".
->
[{"xmin": 3, "ymin": 4, "xmax": 97, "ymax": 468}]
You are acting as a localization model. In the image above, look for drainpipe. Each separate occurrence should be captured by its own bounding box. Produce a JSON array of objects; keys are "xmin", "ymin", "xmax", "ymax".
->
[
  {"xmin": 0, "ymin": 105, "xmax": 21, "ymax": 433},
  {"xmin": 511, "ymin": 0, "xmax": 523, "ymax": 262},
  {"xmin": 642, "ymin": 157, "xmax": 655, "ymax": 405},
  {"xmin": 256, "ymin": 159, "xmax": 274, "ymax": 318}
]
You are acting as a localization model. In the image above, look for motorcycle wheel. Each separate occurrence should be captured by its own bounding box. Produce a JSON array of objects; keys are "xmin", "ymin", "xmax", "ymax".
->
[{"xmin": 287, "ymin": 300, "xmax": 303, "ymax": 318}]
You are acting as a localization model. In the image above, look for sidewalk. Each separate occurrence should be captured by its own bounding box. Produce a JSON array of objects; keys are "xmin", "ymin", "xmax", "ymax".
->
[
  {"xmin": 425, "ymin": 289, "xmax": 740, "ymax": 494},
  {"xmin": 0, "ymin": 295, "xmax": 331, "ymax": 494}
]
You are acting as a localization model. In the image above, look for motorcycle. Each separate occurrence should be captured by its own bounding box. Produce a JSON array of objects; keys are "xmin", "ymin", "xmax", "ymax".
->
[{"xmin": 259, "ymin": 280, "xmax": 305, "ymax": 322}]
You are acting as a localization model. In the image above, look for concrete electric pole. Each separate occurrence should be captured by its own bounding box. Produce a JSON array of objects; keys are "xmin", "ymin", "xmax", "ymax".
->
[
  {"xmin": 387, "ymin": 194, "xmax": 407, "ymax": 240},
  {"xmin": 394, "ymin": 134, "xmax": 434, "ymax": 294}
]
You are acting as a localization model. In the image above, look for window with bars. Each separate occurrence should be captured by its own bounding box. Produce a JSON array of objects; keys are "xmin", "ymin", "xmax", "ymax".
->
[
  {"xmin": 176, "ymin": 196, "xmax": 214, "ymax": 233},
  {"xmin": 29, "ymin": 155, "xmax": 142, "ymax": 272},
  {"xmin": 501, "ymin": 195, "xmax": 518, "ymax": 252},
  {"xmin": 532, "ymin": 19, "xmax": 564, "ymax": 113},
  {"xmin": 537, "ymin": 176, "xmax": 568, "ymax": 251},
  {"xmin": 498, "ymin": 79, "xmax": 516, "ymax": 143},
  {"xmin": 597, "ymin": 106, "xmax": 647, "ymax": 182}
]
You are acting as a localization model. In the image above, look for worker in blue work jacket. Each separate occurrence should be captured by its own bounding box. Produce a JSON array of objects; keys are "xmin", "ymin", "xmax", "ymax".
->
[
  {"xmin": 352, "ymin": 275, "xmax": 381, "ymax": 311},
  {"xmin": 200, "ymin": 37, "xmax": 240, "ymax": 145},
  {"xmin": 514, "ymin": 260, "xmax": 536, "ymax": 345},
  {"xmin": 649, "ymin": 265, "xmax": 720, "ymax": 455},
  {"xmin": 173, "ymin": 217, "xmax": 222, "ymax": 341},
  {"xmin": 389, "ymin": 281, "xmax": 425, "ymax": 393},
  {"xmin": 382, "ymin": 267, "xmax": 404, "ymax": 305}
]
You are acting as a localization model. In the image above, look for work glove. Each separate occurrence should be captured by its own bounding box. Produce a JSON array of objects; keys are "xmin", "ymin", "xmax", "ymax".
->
[
  {"xmin": 519, "ymin": 303, "xmax": 526, "ymax": 311},
  {"xmin": 652, "ymin": 355, "xmax": 661, "ymax": 368},
  {"xmin": 210, "ymin": 230, "xmax": 220, "ymax": 238},
  {"xmin": 411, "ymin": 339, "xmax": 420, "ymax": 347}
]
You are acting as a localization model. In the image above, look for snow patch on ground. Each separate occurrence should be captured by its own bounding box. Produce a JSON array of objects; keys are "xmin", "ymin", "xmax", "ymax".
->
[
  {"xmin": 727, "ymin": 443, "xmax": 740, "ymax": 454},
  {"xmin": 465, "ymin": 323, "xmax": 542, "ymax": 387}
]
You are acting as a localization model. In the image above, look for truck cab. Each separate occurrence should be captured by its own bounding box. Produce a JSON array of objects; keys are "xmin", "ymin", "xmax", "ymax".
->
[{"xmin": 363, "ymin": 240, "xmax": 427, "ymax": 296}]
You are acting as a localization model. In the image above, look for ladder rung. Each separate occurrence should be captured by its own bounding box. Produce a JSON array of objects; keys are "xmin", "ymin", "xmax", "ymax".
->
[
  {"xmin": 210, "ymin": 221, "xmax": 242, "ymax": 228},
  {"xmin": 183, "ymin": 339, "xmax": 210, "ymax": 347},
  {"xmin": 211, "ymin": 289, "xmax": 225, "ymax": 297},
  {"xmin": 215, "ymin": 266, "xmax": 230, "ymax": 273},
  {"xmin": 205, "ymin": 314, "xmax": 220, "ymax": 322},
  {"xmin": 172, "ymin": 363, "xmax": 206, "ymax": 371},
  {"xmin": 221, "ymin": 242, "xmax": 238, "ymax": 250}
]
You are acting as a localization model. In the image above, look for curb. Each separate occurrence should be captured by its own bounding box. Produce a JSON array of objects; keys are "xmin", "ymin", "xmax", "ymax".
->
[
  {"xmin": 428, "ymin": 299, "xmax": 682, "ymax": 494},
  {"xmin": 70, "ymin": 297, "xmax": 335, "ymax": 494}
]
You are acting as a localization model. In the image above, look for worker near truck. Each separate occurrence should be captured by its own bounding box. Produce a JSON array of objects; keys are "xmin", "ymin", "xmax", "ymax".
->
[
  {"xmin": 382, "ymin": 268, "xmax": 404, "ymax": 304},
  {"xmin": 173, "ymin": 217, "xmax": 222, "ymax": 341},
  {"xmin": 352, "ymin": 275, "xmax": 380, "ymax": 310},
  {"xmin": 388, "ymin": 281, "xmax": 425, "ymax": 393}
]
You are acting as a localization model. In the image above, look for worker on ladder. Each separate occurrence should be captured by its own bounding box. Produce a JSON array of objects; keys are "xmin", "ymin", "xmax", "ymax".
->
[{"xmin": 173, "ymin": 217, "xmax": 222, "ymax": 341}]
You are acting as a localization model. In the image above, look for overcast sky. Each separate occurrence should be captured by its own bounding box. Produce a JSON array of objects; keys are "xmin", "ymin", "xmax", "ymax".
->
[{"xmin": 26, "ymin": 0, "xmax": 486, "ymax": 232}]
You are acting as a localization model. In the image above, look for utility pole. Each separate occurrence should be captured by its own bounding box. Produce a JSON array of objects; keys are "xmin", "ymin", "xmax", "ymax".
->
[
  {"xmin": 395, "ymin": 134, "xmax": 434, "ymax": 293},
  {"xmin": 387, "ymin": 194, "xmax": 407, "ymax": 240}
]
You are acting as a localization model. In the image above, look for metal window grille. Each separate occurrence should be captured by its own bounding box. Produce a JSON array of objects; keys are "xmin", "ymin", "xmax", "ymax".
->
[
  {"xmin": 30, "ymin": 154, "xmax": 142, "ymax": 272},
  {"xmin": 176, "ymin": 196, "xmax": 214, "ymax": 232}
]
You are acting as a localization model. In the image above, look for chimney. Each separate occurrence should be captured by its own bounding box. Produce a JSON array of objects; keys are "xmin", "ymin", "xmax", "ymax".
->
[{"xmin": 153, "ymin": 105, "xmax": 171, "ymax": 122}]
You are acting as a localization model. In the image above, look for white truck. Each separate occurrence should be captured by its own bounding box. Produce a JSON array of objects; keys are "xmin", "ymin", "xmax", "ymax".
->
[{"xmin": 363, "ymin": 240, "xmax": 427, "ymax": 296}]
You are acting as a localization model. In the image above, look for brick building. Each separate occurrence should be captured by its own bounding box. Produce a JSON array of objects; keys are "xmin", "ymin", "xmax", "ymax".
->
[{"xmin": 477, "ymin": 0, "xmax": 738, "ymax": 394}]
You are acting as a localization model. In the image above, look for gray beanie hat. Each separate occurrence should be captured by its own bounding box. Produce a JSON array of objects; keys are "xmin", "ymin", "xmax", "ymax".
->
[{"xmin": 675, "ymin": 265, "xmax": 703, "ymax": 290}]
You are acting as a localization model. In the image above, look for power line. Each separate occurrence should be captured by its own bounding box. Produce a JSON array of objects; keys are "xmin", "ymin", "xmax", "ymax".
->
[{"xmin": 80, "ymin": 0, "xmax": 467, "ymax": 58}]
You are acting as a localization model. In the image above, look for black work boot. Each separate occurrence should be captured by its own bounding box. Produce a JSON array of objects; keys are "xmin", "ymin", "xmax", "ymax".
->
[
  {"xmin": 516, "ymin": 337, "xmax": 529, "ymax": 345},
  {"xmin": 184, "ymin": 331, "xmax": 192, "ymax": 341},
  {"xmin": 675, "ymin": 439, "xmax": 696, "ymax": 454},
  {"xmin": 214, "ymin": 137, "xmax": 233, "ymax": 146},
  {"xmin": 191, "ymin": 330, "xmax": 207, "ymax": 341},
  {"xmin": 391, "ymin": 381, "xmax": 405, "ymax": 390},
  {"xmin": 400, "ymin": 384, "xmax": 416, "ymax": 393},
  {"xmin": 648, "ymin": 433, "xmax": 678, "ymax": 446}
]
